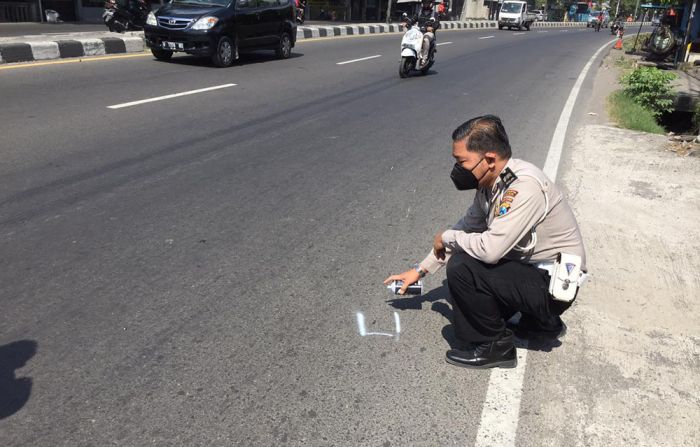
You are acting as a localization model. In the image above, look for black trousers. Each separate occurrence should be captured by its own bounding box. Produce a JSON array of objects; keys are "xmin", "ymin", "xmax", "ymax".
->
[{"xmin": 446, "ymin": 252, "xmax": 572, "ymax": 343}]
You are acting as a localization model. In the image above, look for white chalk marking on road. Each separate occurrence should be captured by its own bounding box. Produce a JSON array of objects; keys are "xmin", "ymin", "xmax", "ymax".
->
[
  {"xmin": 355, "ymin": 311, "xmax": 401, "ymax": 337},
  {"xmin": 436, "ymin": 41, "xmax": 453, "ymax": 46},
  {"xmin": 478, "ymin": 35, "xmax": 495, "ymax": 40},
  {"xmin": 336, "ymin": 54, "xmax": 381, "ymax": 65},
  {"xmin": 107, "ymin": 84, "xmax": 236, "ymax": 109},
  {"xmin": 474, "ymin": 37, "xmax": 615, "ymax": 447}
]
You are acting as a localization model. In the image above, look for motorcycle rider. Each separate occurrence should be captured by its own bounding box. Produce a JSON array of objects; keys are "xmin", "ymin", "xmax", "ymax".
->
[
  {"xmin": 594, "ymin": 11, "xmax": 603, "ymax": 32},
  {"xmin": 403, "ymin": 0, "xmax": 441, "ymax": 65}
]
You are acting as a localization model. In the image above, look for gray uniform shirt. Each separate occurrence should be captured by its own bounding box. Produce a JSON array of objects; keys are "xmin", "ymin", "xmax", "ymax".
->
[{"xmin": 419, "ymin": 158, "xmax": 586, "ymax": 274}]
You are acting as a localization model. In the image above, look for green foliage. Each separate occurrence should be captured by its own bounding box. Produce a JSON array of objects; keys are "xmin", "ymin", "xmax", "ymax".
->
[
  {"xmin": 622, "ymin": 33, "xmax": 651, "ymax": 53},
  {"xmin": 621, "ymin": 67, "xmax": 676, "ymax": 117},
  {"xmin": 693, "ymin": 100, "xmax": 700, "ymax": 133},
  {"xmin": 607, "ymin": 91, "xmax": 666, "ymax": 134}
]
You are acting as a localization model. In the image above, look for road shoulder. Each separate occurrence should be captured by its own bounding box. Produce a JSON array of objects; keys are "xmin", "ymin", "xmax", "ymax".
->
[{"xmin": 517, "ymin": 51, "xmax": 700, "ymax": 446}]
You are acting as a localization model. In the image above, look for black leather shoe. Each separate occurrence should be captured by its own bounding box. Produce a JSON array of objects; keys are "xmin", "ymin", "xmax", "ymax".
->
[
  {"xmin": 445, "ymin": 330, "xmax": 517, "ymax": 369},
  {"xmin": 508, "ymin": 314, "xmax": 566, "ymax": 339}
]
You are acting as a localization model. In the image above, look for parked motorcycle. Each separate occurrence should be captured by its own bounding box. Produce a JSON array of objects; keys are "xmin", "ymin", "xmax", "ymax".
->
[
  {"xmin": 398, "ymin": 17, "xmax": 436, "ymax": 78},
  {"xmin": 103, "ymin": 0, "xmax": 150, "ymax": 33}
]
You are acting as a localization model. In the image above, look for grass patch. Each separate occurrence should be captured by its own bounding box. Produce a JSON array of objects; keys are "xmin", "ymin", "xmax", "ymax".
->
[
  {"xmin": 623, "ymin": 33, "xmax": 652, "ymax": 53},
  {"xmin": 613, "ymin": 55, "xmax": 635, "ymax": 73},
  {"xmin": 607, "ymin": 90, "xmax": 665, "ymax": 134}
]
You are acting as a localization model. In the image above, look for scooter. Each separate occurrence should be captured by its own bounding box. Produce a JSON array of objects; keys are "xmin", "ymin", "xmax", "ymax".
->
[
  {"xmin": 398, "ymin": 18, "xmax": 436, "ymax": 78},
  {"xmin": 103, "ymin": 0, "xmax": 149, "ymax": 33}
]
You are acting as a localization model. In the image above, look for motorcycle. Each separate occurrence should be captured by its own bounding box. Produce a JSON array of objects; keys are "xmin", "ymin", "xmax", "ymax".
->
[
  {"xmin": 103, "ymin": 0, "xmax": 150, "ymax": 33},
  {"xmin": 295, "ymin": 0, "xmax": 305, "ymax": 24},
  {"xmin": 398, "ymin": 17, "xmax": 436, "ymax": 78},
  {"xmin": 610, "ymin": 21, "xmax": 623, "ymax": 36}
]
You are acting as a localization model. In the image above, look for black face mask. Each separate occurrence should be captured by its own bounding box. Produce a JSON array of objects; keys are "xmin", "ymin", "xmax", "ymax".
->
[{"xmin": 450, "ymin": 158, "xmax": 485, "ymax": 191}]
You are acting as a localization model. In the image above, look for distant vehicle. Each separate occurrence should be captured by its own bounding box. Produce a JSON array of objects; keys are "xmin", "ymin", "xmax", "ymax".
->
[
  {"xmin": 587, "ymin": 11, "xmax": 609, "ymax": 28},
  {"xmin": 569, "ymin": 2, "xmax": 591, "ymax": 22},
  {"xmin": 498, "ymin": 1, "xmax": 537, "ymax": 31},
  {"xmin": 143, "ymin": 0, "xmax": 297, "ymax": 68},
  {"xmin": 530, "ymin": 9, "xmax": 545, "ymax": 21}
]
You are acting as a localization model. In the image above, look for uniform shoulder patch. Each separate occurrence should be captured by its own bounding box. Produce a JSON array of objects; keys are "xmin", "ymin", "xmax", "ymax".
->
[
  {"xmin": 496, "ymin": 202, "xmax": 512, "ymax": 217},
  {"xmin": 494, "ymin": 189, "xmax": 518, "ymax": 217},
  {"xmin": 499, "ymin": 167, "xmax": 518, "ymax": 188}
]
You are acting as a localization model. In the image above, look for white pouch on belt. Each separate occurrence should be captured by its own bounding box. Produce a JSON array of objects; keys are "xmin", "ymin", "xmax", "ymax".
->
[{"xmin": 549, "ymin": 253, "xmax": 582, "ymax": 303}]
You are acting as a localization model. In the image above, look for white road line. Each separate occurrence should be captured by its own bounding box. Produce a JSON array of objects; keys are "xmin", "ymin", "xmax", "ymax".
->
[
  {"xmin": 107, "ymin": 84, "xmax": 236, "ymax": 109},
  {"xmin": 474, "ymin": 37, "xmax": 616, "ymax": 447},
  {"xmin": 560, "ymin": 30, "xmax": 570, "ymax": 32},
  {"xmin": 537, "ymin": 30, "xmax": 549, "ymax": 33},
  {"xmin": 478, "ymin": 36, "xmax": 495, "ymax": 40},
  {"xmin": 336, "ymin": 54, "xmax": 381, "ymax": 65},
  {"xmin": 436, "ymin": 41, "xmax": 453, "ymax": 46},
  {"xmin": 542, "ymin": 38, "xmax": 615, "ymax": 180},
  {"xmin": 513, "ymin": 32, "xmax": 526, "ymax": 36}
]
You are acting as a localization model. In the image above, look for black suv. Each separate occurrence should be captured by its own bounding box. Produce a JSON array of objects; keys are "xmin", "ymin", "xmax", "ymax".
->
[{"xmin": 144, "ymin": 0, "xmax": 297, "ymax": 67}]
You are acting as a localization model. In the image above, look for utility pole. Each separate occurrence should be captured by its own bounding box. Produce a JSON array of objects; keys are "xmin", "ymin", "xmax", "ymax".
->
[
  {"xmin": 633, "ymin": 0, "xmax": 640, "ymax": 20},
  {"xmin": 386, "ymin": 0, "xmax": 392, "ymax": 23},
  {"xmin": 615, "ymin": 0, "xmax": 620, "ymax": 18}
]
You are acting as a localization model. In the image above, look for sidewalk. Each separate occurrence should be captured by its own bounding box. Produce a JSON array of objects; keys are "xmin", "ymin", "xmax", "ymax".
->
[{"xmin": 517, "ymin": 50, "xmax": 700, "ymax": 446}]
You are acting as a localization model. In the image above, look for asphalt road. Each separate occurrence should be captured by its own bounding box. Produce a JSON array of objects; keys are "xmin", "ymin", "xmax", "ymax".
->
[{"xmin": 1, "ymin": 27, "xmax": 615, "ymax": 446}]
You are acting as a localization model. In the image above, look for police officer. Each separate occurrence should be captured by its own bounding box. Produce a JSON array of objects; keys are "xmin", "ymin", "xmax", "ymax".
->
[{"xmin": 384, "ymin": 115, "xmax": 586, "ymax": 369}]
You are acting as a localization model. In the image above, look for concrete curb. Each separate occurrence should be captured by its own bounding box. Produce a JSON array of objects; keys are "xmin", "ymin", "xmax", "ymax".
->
[
  {"xmin": 0, "ymin": 21, "xmax": 651, "ymax": 65},
  {"xmin": 0, "ymin": 35, "xmax": 144, "ymax": 64},
  {"xmin": 296, "ymin": 20, "xmax": 497, "ymax": 39}
]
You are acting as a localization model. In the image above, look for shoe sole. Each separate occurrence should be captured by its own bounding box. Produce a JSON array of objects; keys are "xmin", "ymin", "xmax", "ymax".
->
[{"xmin": 445, "ymin": 356, "xmax": 518, "ymax": 369}]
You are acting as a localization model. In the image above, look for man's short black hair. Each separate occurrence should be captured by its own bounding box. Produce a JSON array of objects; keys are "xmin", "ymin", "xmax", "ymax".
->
[{"xmin": 452, "ymin": 115, "xmax": 512, "ymax": 159}]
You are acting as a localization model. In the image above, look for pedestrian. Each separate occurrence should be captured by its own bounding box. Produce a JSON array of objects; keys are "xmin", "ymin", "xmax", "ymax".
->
[{"xmin": 384, "ymin": 115, "xmax": 587, "ymax": 369}]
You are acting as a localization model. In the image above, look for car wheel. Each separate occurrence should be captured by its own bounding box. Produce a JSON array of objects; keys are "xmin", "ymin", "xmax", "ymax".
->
[
  {"xmin": 498, "ymin": 25, "xmax": 503, "ymax": 30},
  {"xmin": 276, "ymin": 32, "xmax": 292, "ymax": 59},
  {"xmin": 212, "ymin": 36, "xmax": 235, "ymax": 68},
  {"xmin": 151, "ymin": 47, "xmax": 173, "ymax": 61}
]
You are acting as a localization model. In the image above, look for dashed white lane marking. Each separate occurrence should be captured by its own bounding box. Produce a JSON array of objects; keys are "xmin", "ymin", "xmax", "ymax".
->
[
  {"xmin": 537, "ymin": 30, "xmax": 549, "ymax": 33},
  {"xmin": 107, "ymin": 84, "xmax": 236, "ymax": 109},
  {"xmin": 336, "ymin": 54, "xmax": 381, "ymax": 65},
  {"xmin": 478, "ymin": 35, "xmax": 495, "ymax": 40},
  {"xmin": 513, "ymin": 32, "xmax": 526, "ymax": 36},
  {"xmin": 474, "ymin": 37, "xmax": 616, "ymax": 447},
  {"xmin": 560, "ymin": 30, "xmax": 570, "ymax": 32},
  {"xmin": 436, "ymin": 41, "xmax": 453, "ymax": 46}
]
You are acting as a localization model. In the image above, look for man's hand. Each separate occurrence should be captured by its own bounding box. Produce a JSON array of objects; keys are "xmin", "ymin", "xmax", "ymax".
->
[
  {"xmin": 383, "ymin": 269, "xmax": 421, "ymax": 295},
  {"xmin": 433, "ymin": 232, "xmax": 445, "ymax": 260}
]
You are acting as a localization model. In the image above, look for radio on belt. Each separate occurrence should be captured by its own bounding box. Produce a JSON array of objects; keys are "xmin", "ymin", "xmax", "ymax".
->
[{"xmin": 387, "ymin": 280, "xmax": 423, "ymax": 295}]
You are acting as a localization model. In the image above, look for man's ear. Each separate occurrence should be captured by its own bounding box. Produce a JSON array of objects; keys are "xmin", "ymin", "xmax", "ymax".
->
[{"xmin": 484, "ymin": 152, "xmax": 499, "ymax": 168}]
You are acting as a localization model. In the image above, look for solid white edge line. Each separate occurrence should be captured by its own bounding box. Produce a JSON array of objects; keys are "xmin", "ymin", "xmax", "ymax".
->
[
  {"xmin": 542, "ymin": 38, "xmax": 615, "ymax": 180},
  {"xmin": 478, "ymin": 36, "xmax": 495, "ymax": 40},
  {"xmin": 474, "ymin": 37, "xmax": 615, "ymax": 447},
  {"xmin": 336, "ymin": 54, "xmax": 382, "ymax": 65},
  {"xmin": 108, "ymin": 84, "xmax": 236, "ymax": 109},
  {"xmin": 436, "ymin": 41, "xmax": 453, "ymax": 46}
]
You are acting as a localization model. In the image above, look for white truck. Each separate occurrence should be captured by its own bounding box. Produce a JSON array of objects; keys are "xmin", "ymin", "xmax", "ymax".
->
[{"xmin": 498, "ymin": 1, "xmax": 538, "ymax": 31}]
